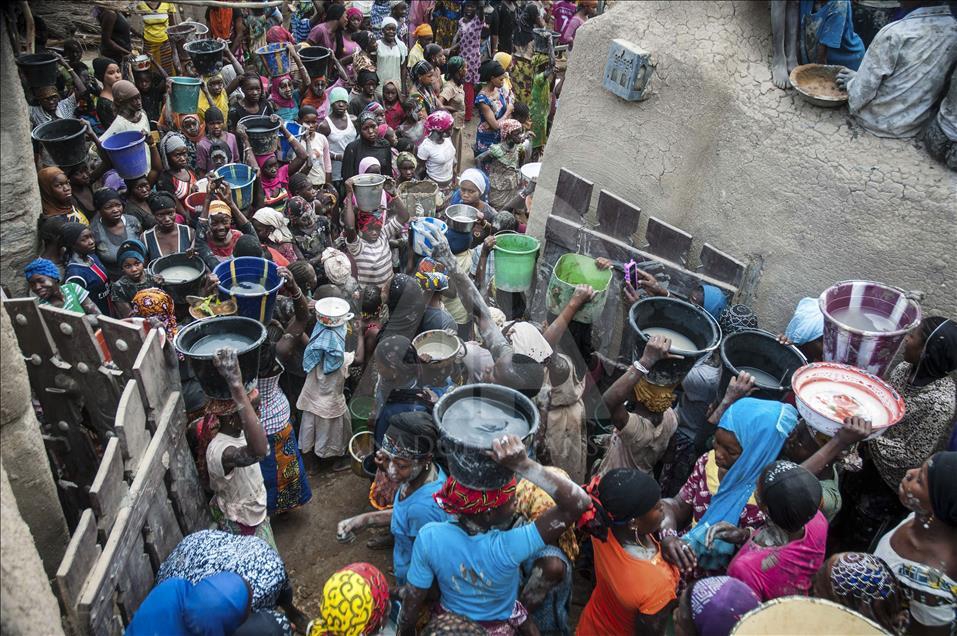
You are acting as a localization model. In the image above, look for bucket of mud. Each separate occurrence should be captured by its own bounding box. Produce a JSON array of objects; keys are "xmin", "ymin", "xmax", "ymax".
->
[
  {"xmin": 397, "ymin": 180, "xmax": 439, "ymax": 217},
  {"xmin": 239, "ymin": 115, "xmax": 281, "ymax": 156},
  {"xmin": 628, "ymin": 296, "xmax": 721, "ymax": 386},
  {"xmin": 214, "ymin": 257, "xmax": 284, "ymax": 323},
  {"xmin": 184, "ymin": 39, "xmax": 225, "ymax": 76},
  {"xmin": 299, "ymin": 46, "xmax": 332, "ymax": 79},
  {"xmin": 31, "ymin": 119, "xmax": 89, "ymax": 168},
  {"xmin": 174, "ymin": 315, "xmax": 267, "ymax": 399},
  {"xmin": 17, "ymin": 53, "xmax": 58, "ymax": 88},
  {"xmin": 256, "ymin": 42, "xmax": 291, "ymax": 77},
  {"xmin": 277, "ymin": 121, "xmax": 304, "ymax": 163},
  {"xmin": 494, "ymin": 234, "xmax": 540, "ymax": 293},
  {"xmin": 101, "ymin": 130, "xmax": 149, "ymax": 179},
  {"xmin": 170, "ymin": 76, "xmax": 202, "ymax": 113},
  {"xmin": 151, "ymin": 252, "xmax": 207, "ymax": 305},
  {"xmin": 818, "ymin": 280, "xmax": 921, "ymax": 377},
  {"xmin": 413, "ymin": 330, "xmax": 463, "ymax": 364},
  {"xmin": 719, "ymin": 329, "xmax": 807, "ymax": 402},
  {"xmin": 433, "ymin": 384, "xmax": 540, "ymax": 490},
  {"xmin": 214, "ymin": 163, "xmax": 256, "ymax": 209},
  {"xmin": 546, "ymin": 253, "xmax": 613, "ymax": 324},
  {"xmin": 352, "ymin": 174, "xmax": 387, "ymax": 212},
  {"xmin": 349, "ymin": 395, "xmax": 375, "ymax": 433}
]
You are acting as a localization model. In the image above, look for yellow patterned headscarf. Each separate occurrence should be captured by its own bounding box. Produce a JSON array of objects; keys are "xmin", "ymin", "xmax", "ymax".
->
[
  {"xmin": 516, "ymin": 469, "xmax": 580, "ymax": 561},
  {"xmin": 633, "ymin": 376, "xmax": 677, "ymax": 413},
  {"xmin": 308, "ymin": 563, "xmax": 389, "ymax": 636}
]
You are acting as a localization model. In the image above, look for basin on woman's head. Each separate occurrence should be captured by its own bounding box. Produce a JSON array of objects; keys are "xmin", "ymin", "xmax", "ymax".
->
[
  {"xmin": 174, "ymin": 316, "xmax": 267, "ymax": 399},
  {"xmin": 719, "ymin": 329, "xmax": 807, "ymax": 401},
  {"xmin": 434, "ymin": 384, "xmax": 540, "ymax": 490},
  {"xmin": 413, "ymin": 330, "xmax": 462, "ymax": 364},
  {"xmin": 629, "ymin": 296, "xmax": 721, "ymax": 386},
  {"xmin": 791, "ymin": 362, "xmax": 905, "ymax": 440},
  {"xmin": 819, "ymin": 280, "xmax": 921, "ymax": 377}
]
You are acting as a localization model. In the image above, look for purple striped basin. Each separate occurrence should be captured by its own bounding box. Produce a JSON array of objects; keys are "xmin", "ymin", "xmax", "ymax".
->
[{"xmin": 819, "ymin": 280, "xmax": 921, "ymax": 378}]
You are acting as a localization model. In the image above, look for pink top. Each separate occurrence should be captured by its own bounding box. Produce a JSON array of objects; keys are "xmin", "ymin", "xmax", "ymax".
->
[
  {"xmin": 727, "ymin": 510, "xmax": 828, "ymax": 601},
  {"xmin": 559, "ymin": 15, "xmax": 585, "ymax": 46}
]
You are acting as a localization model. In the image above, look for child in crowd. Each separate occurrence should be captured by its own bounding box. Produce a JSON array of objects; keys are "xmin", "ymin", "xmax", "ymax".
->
[{"xmin": 110, "ymin": 239, "xmax": 158, "ymax": 317}]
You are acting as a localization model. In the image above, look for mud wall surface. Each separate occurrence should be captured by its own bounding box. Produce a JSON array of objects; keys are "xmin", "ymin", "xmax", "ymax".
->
[
  {"xmin": 1, "ymin": 18, "xmax": 42, "ymax": 296},
  {"xmin": 528, "ymin": 1, "xmax": 956, "ymax": 328}
]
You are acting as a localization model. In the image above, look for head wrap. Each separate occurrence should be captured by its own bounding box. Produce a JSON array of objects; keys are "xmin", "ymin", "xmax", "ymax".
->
[
  {"xmin": 684, "ymin": 398, "xmax": 799, "ymax": 568},
  {"xmin": 158, "ymin": 132, "xmax": 188, "ymax": 171},
  {"xmin": 93, "ymin": 187, "xmax": 122, "ymax": 210},
  {"xmin": 209, "ymin": 200, "xmax": 232, "ymax": 219},
  {"xmin": 357, "ymin": 69, "xmax": 379, "ymax": 87},
  {"xmin": 364, "ymin": 101, "xmax": 385, "ymax": 117},
  {"xmin": 357, "ymin": 212, "xmax": 382, "ymax": 233},
  {"xmin": 425, "ymin": 110, "xmax": 454, "ymax": 133},
  {"xmin": 37, "ymin": 167, "xmax": 74, "ymax": 217},
  {"xmin": 266, "ymin": 24, "xmax": 295, "ymax": 44},
  {"xmin": 579, "ymin": 468, "xmax": 661, "ymax": 541},
  {"xmin": 24, "ymin": 258, "xmax": 61, "ymax": 283},
  {"xmin": 358, "ymin": 156, "xmax": 381, "ymax": 174},
  {"xmin": 382, "ymin": 412, "xmax": 438, "ymax": 461},
  {"xmin": 346, "ymin": 6, "xmax": 364, "ymax": 20},
  {"xmin": 493, "ymin": 51, "xmax": 513, "ymax": 71},
  {"xmin": 103, "ymin": 169, "xmax": 127, "ymax": 193},
  {"xmin": 505, "ymin": 322, "xmax": 553, "ymax": 363},
  {"xmin": 718, "ymin": 304, "xmax": 759, "ymax": 335},
  {"xmin": 204, "ymin": 106, "xmax": 225, "ymax": 124},
  {"xmin": 312, "ymin": 563, "xmax": 389, "ymax": 636},
  {"xmin": 253, "ymin": 207, "xmax": 294, "ymax": 244},
  {"xmin": 413, "ymin": 23, "xmax": 433, "ymax": 38},
  {"xmin": 827, "ymin": 552, "xmax": 899, "ymax": 603},
  {"xmin": 416, "ymin": 271, "xmax": 449, "ymax": 292},
  {"xmin": 928, "ymin": 451, "xmax": 957, "ymax": 526},
  {"xmin": 175, "ymin": 112, "xmax": 205, "ymax": 143},
  {"xmin": 111, "ymin": 79, "xmax": 139, "ymax": 103},
  {"xmin": 785, "ymin": 297, "xmax": 824, "ymax": 345},
  {"xmin": 378, "ymin": 274, "xmax": 426, "ymax": 343},
  {"xmin": 269, "ymin": 74, "xmax": 295, "ymax": 109},
  {"xmin": 758, "ymin": 460, "xmax": 823, "ymax": 532},
  {"xmin": 434, "ymin": 475, "xmax": 518, "ymax": 516},
  {"xmin": 330, "ymin": 86, "xmax": 349, "ymax": 104},
  {"xmin": 700, "ymin": 284, "xmax": 728, "ymax": 320},
  {"xmin": 182, "ymin": 573, "xmax": 250, "ymax": 635},
  {"xmin": 254, "ymin": 151, "xmax": 277, "ymax": 170},
  {"xmin": 59, "ymin": 222, "xmax": 88, "ymax": 251},
  {"xmin": 690, "ymin": 577, "xmax": 761, "ymax": 636},
  {"xmin": 498, "ymin": 118, "xmax": 523, "ymax": 138},
  {"xmin": 381, "ymin": 16, "xmax": 398, "ymax": 30},
  {"xmin": 396, "ymin": 151, "xmax": 417, "ymax": 169},
  {"xmin": 148, "ymin": 190, "xmax": 178, "ymax": 212},
  {"xmin": 459, "ymin": 168, "xmax": 489, "ymax": 198},
  {"xmin": 479, "ymin": 59, "xmax": 506, "ymax": 83},
  {"xmin": 353, "ymin": 30, "xmax": 375, "ymax": 51},
  {"xmin": 911, "ymin": 318, "xmax": 957, "ymax": 387},
  {"xmin": 321, "ymin": 248, "xmax": 352, "ymax": 286},
  {"xmin": 131, "ymin": 288, "xmax": 178, "ymax": 336},
  {"xmin": 117, "ymin": 239, "xmax": 147, "ymax": 265},
  {"xmin": 92, "ymin": 57, "xmax": 115, "ymax": 82},
  {"xmin": 445, "ymin": 55, "xmax": 465, "ymax": 81}
]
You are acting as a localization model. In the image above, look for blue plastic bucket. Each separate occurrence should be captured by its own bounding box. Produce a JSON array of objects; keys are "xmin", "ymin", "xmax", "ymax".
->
[
  {"xmin": 256, "ymin": 43, "xmax": 290, "ymax": 77},
  {"xmin": 101, "ymin": 130, "xmax": 149, "ymax": 179},
  {"xmin": 214, "ymin": 257, "xmax": 283, "ymax": 323},
  {"xmin": 277, "ymin": 121, "xmax": 303, "ymax": 162},
  {"xmin": 214, "ymin": 163, "xmax": 256, "ymax": 209},
  {"xmin": 170, "ymin": 76, "xmax": 202, "ymax": 113}
]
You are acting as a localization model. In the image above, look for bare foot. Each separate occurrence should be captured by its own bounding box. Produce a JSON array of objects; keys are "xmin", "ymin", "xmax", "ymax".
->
[{"xmin": 772, "ymin": 60, "xmax": 791, "ymax": 89}]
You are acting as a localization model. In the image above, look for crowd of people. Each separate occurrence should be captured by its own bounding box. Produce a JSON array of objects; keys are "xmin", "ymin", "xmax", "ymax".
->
[{"xmin": 12, "ymin": 0, "xmax": 957, "ymax": 635}]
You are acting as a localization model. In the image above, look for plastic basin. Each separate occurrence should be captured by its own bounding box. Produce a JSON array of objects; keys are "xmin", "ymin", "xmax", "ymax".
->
[
  {"xmin": 719, "ymin": 329, "xmax": 807, "ymax": 401},
  {"xmin": 239, "ymin": 115, "xmax": 281, "ymax": 156},
  {"xmin": 545, "ymin": 253, "xmax": 612, "ymax": 324},
  {"xmin": 150, "ymin": 252, "xmax": 207, "ymax": 305},
  {"xmin": 349, "ymin": 396, "xmax": 375, "ymax": 433},
  {"xmin": 31, "ymin": 118, "xmax": 88, "ymax": 168},
  {"xmin": 17, "ymin": 53, "xmax": 58, "ymax": 88},
  {"xmin": 256, "ymin": 42, "xmax": 291, "ymax": 77},
  {"xmin": 214, "ymin": 257, "xmax": 283, "ymax": 323},
  {"xmin": 101, "ymin": 130, "xmax": 148, "ymax": 179},
  {"xmin": 628, "ymin": 296, "xmax": 721, "ymax": 386},
  {"xmin": 174, "ymin": 316, "xmax": 267, "ymax": 400},
  {"xmin": 184, "ymin": 39, "xmax": 225, "ymax": 76},
  {"xmin": 493, "ymin": 234, "xmax": 540, "ymax": 292},
  {"xmin": 277, "ymin": 121, "xmax": 304, "ymax": 162},
  {"xmin": 410, "ymin": 217, "xmax": 448, "ymax": 256},
  {"xmin": 299, "ymin": 46, "xmax": 332, "ymax": 78}
]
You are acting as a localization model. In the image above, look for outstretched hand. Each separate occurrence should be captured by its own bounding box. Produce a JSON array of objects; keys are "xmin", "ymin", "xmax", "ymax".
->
[{"xmin": 487, "ymin": 434, "xmax": 529, "ymax": 471}]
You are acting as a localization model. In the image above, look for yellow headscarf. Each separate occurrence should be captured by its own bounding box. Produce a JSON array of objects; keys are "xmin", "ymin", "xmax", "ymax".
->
[{"xmin": 493, "ymin": 52, "xmax": 514, "ymax": 92}]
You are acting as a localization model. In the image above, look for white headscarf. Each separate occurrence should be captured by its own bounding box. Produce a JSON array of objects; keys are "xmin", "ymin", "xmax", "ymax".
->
[
  {"xmin": 252, "ymin": 207, "xmax": 294, "ymax": 243},
  {"xmin": 505, "ymin": 321, "xmax": 553, "ymax": 363}
]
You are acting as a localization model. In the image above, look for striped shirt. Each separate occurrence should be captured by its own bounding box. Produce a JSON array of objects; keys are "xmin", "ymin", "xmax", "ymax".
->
[{"xmin": 347, "ymin": 217, "xmax": 402, "ymax": 288}]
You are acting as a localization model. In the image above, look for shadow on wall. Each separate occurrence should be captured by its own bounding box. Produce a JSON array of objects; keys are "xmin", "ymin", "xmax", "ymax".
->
[{"xmin": 528, "ymin": 0, "xmax": 956, "ymax": 329}]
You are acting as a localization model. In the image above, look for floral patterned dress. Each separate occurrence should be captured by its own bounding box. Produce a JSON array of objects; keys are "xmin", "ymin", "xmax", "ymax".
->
[{"xmin": 258, "ymin": 372, "xmax": 312, "ymax": 515}]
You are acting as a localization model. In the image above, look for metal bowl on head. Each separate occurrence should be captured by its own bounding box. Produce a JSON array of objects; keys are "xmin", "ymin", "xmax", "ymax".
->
[
  {"xmin": 789, "ymin": 64, "xmax": 849, "ymax": 108},
  {"xmin": 413, "ymin": 330, "xmax": 463, "ymax": 364},
  {"xmin": 444, "ymin": 204, "xmax": 479, "ymax": 233},
  {"xmin": 791, "ymin": 362, "xmax": 905, "ymax": 440}
]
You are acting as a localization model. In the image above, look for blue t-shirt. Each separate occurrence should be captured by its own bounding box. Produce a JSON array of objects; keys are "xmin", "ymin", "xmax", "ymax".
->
[
  {"xmin": 407, "ymin": 521, "xmax": 545, "ymax": 621},
  {"xmin": 800, "ymin": 0, "xmax": 865, "ymax": 70},
  {"xmin": 391, "ymin": 468, "xmax": 450, "ymax": 585}
]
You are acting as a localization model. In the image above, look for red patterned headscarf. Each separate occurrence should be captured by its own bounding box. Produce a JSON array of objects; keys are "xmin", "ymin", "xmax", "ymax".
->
[{"xmin": 434, "ymin": 476, "xmax": 518, "ymax": 516}]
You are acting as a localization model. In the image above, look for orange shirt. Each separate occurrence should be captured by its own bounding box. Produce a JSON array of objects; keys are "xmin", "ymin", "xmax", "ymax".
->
[{"xmin": 576, "ymin": 533, "xmax": 680, "ymax": 636}]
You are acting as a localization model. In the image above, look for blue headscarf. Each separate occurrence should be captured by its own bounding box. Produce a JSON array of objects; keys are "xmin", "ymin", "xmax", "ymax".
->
[
  {"xmin": 126, "ymin": 573, "xmax": 249, "ymax": 636},
  {"xmin": 701, "ymin": 284, "xmax": 728, "ymax": 320},
  {"xmin": 448, "ymin": 168, "xmax": 490, "ymax": 205},
  {"xmin": 302, "ymin": 322, "xmax": 346, "ymax": 375},
  {"xmin": 24, "ymin": 258, "xmax": 61, "ymax": 282},
  {"xmin": 117, "ymin": 238, "xmax": 148, "ymax": 266},
  {"xmin": 684, "ymin": 398, "xmax": 798, "ymax": 570},
  {"xmin": 785, "ymin": 297, "xmax": 824, "ymax": 345}
]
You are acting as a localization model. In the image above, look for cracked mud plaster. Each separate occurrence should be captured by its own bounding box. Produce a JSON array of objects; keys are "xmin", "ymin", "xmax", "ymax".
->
[{"xmin": 528, "ymin": 1, "xmax": 956, "ymax": 328}]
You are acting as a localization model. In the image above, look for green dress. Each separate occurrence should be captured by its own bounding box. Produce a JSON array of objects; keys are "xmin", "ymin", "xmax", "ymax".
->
[{"xmin": 40, "ymin": 282, "xmax": 89, "ymax": 314}]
